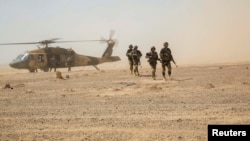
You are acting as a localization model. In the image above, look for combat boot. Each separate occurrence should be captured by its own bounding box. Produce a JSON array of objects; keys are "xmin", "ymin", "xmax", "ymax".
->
[
  {"xmin": 152, "ymin": 73, "xmax": 156, "ymax": 80},
  {"xmin": 130, "ymin": 68, "xmax": 133, "ymax": 74},
  {"xmin": 162, "ymin": 72, "xmax": 167, "ymax": 81}
]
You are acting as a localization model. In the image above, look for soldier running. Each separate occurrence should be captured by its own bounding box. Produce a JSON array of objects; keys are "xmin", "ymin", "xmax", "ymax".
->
[
  {"xmin": 146, "ymin": 46, "xmax": 160, "ymax": 80},
  {"xmin": 126, "ymin": 44, "xmax": 134, "ymax": 74},
  {"xmin": 131, "ymin": 45, "xmax": 142, "ymax": 76},
  {"xmin": 159, "ymin": 42, "xmax": 177, "ymax": 80}
]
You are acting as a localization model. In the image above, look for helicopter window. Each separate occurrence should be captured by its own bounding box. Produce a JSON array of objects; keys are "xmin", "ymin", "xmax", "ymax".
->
[
  {"xmin": 21, "ymin": 53, "xmax": 29, "ymax": 61},
  {"xmin": 15, "ymin": 54, "xmax": 24, "ymax": 60},
  {"xmin": 38, "ymin": 54, "xmax": 45, "ymax": 62}
]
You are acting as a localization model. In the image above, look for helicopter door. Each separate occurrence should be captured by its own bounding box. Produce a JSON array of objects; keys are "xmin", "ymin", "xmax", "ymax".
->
[{"xmin": 37, "ymin": 54, "xmax": 48, "ymax": 70}]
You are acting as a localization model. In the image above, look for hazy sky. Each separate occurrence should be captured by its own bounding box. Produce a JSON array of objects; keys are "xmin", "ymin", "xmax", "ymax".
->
[{"xmin": 0, "ymin": 0, "xmax": 250, "ymax": 65}]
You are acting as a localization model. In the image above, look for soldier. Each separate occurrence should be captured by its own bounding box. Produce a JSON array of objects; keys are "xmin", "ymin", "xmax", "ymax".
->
[
  {"xmin": 28, "ymin": 54, "xmax": 38, "ymax": 72},
  {"xmin": 66, "ymin": 56, "xmax": 73, "ymax": 72},
  {"xmin": 131, "ymin": 45, "xmax": 142, "ymax": 76},
  {"xmin": 146, "ymin": 46, "xmax": 159, "ymax": 80},
  {"xmin": 28, "ymin": 60, "xmax": 38, "ymax": 72},
  {"xmin": 49, "ymin": 55, "xmax": 57, "ymax": 72},
  {"xmin": 126, "ymin": 44, "xmax": 134, "ymax": 74},
  {"xmin": 159, "ymin": 42, "xmax": 177, "ymax": 80}
]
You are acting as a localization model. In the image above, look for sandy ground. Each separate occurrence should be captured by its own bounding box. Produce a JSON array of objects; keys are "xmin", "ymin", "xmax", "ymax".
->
[{"xmin": 0, "ymin": 62, "xmax": 250, "ymax": 141}]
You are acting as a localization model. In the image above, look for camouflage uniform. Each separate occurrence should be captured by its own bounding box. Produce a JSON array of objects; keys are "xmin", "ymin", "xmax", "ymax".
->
[
  {"xmin": 66, "ymin": 56, "xmax": 73, "ymax": 72},
  {"xmin": 126, "ymin": 45, "xmax": 133, "ymax": 74},
  {"xmin": 131, "ymin": 46, "xmax": 142, "ymax": 76},
  {"xmin": 49, "ymin": 55, "xmax": 57, "ymax": 72},
  {"xmin": 28, "ymin": 60, "xmax": 38, "ymax": 72},
  {"xmin": 28, "ymin": 55, "xmax": 38, "ymax": 72},
  {"xmin": 159, "ymin": 42, "xmax": 176, "ymax": 80},
  {"xmin": 146, "ymin": 46, "xmax": 159, "ymax": 80}
]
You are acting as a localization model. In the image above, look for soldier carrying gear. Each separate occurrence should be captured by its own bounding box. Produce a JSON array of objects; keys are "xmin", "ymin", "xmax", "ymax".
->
[
  {"xmin": 131, "ymin": 45, "xmax": 142, "ymax": 76},
  {"xmin": 159, "ymin": 42, "xmax": 177, "ymax": 80},
  {"xmin": 126, "ymin": 44, "xmax": 134, "ymax": 74},
  {"xmin": 146, "ymin": 46, "xmax": 160, "ymax": 80}
]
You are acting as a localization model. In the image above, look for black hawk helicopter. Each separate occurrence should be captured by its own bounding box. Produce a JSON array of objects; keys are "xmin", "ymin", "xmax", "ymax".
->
[{"xmin": 0, "ymin": 31, "xmax": 120, "ymax": 72}]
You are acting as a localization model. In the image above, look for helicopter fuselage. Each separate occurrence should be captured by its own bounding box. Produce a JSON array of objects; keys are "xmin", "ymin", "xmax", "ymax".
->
[
  {"xmin": 9, "ymin": 47, "xmax": 76, "ymax": 72},
  {"xmin": 4, "ymin": 33, "xmax": 120, "ymax": 72},
  {"xmin": 9, "ymin": 46, "xmax": 120, "ymax": 72}
]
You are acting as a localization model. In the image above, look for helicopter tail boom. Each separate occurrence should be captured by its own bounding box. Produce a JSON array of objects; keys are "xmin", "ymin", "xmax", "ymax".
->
[{"xmin": 105, "ymin": 56, "xmax": 121, "ymax": 62}]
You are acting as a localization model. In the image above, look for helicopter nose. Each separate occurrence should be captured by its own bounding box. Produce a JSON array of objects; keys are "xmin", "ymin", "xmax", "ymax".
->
[
  {"xmin": 9, "ymin": 61, "xmax": 18, "ymax": 68},
  {"xmin": 9, "ymin": 60, "xmax": 28, "ymax": 69},
  {"xmin": 9, "ymin": 62, "xmax": 14, "ymax": 68}
]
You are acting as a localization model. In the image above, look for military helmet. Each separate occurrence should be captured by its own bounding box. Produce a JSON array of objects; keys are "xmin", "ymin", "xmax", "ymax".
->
[
  {"xmin": 129, "ymin": 44, "xmax": 133, "ymax": 48},
  {"xmin": 151, "ymin": 46, "xmax": 156, "ymax": 50},
  {"xmin": 134, "ymin": 45, "xmax": 138, "ymax": 49},
  {"xmin": 164, "ymin": 42, "xmax": 169, "ymax": 46}
]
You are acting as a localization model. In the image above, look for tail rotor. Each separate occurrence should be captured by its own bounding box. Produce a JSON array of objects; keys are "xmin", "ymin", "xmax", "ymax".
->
[{"xmin": 101, "ymin": 30, "xmax": 118, "ymax": 58}]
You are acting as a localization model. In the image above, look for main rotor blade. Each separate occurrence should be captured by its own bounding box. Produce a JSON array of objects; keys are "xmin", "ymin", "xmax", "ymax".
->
[
  {"xmin": 55, "ymin": 40, "xmax": 106, "ymax": 43},
  {"xmin": 0, "ymin": 40, "xmax": 106, "ymax": 45},
  {"xmin": 0, "ymin": 42, "xmax": 39, "ymax": 45},
  {"xmin": 49, "ymin": 38, "xmax": 61, "ymax": 41}
]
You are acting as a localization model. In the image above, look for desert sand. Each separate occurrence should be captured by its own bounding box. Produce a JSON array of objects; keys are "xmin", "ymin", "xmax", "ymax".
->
[{"xmin": 0, "ymin": 62, "xmax": 250, "ymax": 141}]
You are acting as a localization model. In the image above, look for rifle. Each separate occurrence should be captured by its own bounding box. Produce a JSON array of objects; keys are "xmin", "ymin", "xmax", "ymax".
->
[
  {"xmin": 160, "ymin": 59, "xmax": 178, "ymax": 68},
  {"xmin": 171, "ymin": 58, "xmax": 178, "ymax": 68},
  {"xmin": 157, "ymin": 58, "xmax": 162, "ymax": 63},
  {"xmin": 146, "ymin": 53, "xmax": 161, "ymax": 62},
  {"xmin": 173, "ymin": 61, "xmax": 178, "ymax": 68}
]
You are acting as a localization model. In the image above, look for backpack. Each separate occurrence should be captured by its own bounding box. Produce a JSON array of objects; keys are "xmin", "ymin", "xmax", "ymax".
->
[
  {"xmin": 126, "ymin": 49, "xmax": 133, "ymax": 60},
  {"xmin": 147, "ymin": 52, "xmax": 158, "ymax": 63},
  {"xmin": 161, "ymin": 48, "xmax": 171, "ymax": 61}
]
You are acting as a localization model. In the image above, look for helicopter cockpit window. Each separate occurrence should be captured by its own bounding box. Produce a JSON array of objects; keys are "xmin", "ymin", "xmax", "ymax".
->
[
  {"xmin": 21, "ymin": 53, "xmax": 29, "ymax": 61},
  {"xmin": 38, "ymin": 54, "xmax": 45, "ymax": 62},
  {"xmin": 14, "ymin": 53, "xmax": 29, "ymax": 61},
  {"xmin": 15, "ymin": 54, "xmax": 24, "ymax": 61}
]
